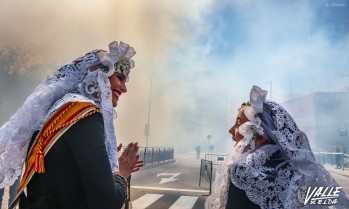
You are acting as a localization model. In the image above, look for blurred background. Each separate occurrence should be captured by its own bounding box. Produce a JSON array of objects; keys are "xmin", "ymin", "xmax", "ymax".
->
[{"xmin": 0, "ymin": 0, "xmax": 348, "ymax": 154}]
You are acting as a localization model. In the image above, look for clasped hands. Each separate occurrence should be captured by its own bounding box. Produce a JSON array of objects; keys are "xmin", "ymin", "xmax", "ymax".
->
[{"xmin": 117, "ymin": 142, "xmax": 144, "ymax": 179}]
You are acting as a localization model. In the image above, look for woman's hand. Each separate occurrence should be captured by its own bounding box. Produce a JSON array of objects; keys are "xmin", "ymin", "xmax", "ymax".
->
[{"xmin": 117, "ymin": 142, "xmax": 144, "ymax": 179}]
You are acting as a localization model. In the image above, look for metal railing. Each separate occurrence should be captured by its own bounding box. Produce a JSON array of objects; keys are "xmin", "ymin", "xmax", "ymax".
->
[
  {"xmin": 205, "ymin": 154, "xmax": 227, "ymax": 165},
  {"xmin": 314, "ymin": 152, "xmax": 349, "ymax": 171},
  {"xmin": 205, "ymin": 152, "xmax": 349, "ymax": 167},
  {"xmin": 138, "ymin": 147, "xmax": 174, "ymax": 165},
  {"xmin": 199, "ymin": 159, "xmax": 213, "ymax": 195},
  {"xmin": 120, "ymin": 147, "xmax": 174, "ymax": 208}
]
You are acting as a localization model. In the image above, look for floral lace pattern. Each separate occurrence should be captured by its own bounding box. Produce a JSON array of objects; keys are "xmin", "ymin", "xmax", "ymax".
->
[
  {"xmin": 42, "ymin": 93, "xmax": 97, "ymax": 124},
  {"xmin": 232, "ymin": 144, "xmax": 303, "ymax": 209},
  {"xmin": 205, "ymin": 134, "xmax": 257, "ymax": 209},
  {"xmin": 96, "ymin": 71, "xmax": 119, "ymax": 172},
  {"xmin": 0, "ymin": 41, "xmax": 136, "ymax": 187}
]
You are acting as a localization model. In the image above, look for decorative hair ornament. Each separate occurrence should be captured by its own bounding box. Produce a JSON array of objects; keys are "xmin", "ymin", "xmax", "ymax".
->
[
  {"xmin": 98, "ymin": 41, "xmax": 136, "ymax": 77},
  {"xmin": 239, "ymin": 85, "xmax": 267, "ymax": 138},
  {"xmin": 249, "ymin": 85, "xmax": 267, "ymax": 112}
]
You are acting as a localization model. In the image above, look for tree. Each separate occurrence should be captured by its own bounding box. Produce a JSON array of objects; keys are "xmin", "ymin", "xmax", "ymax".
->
[{"xmin": 0, "ymin": 45, "xmax": 46, "ymax": 124}]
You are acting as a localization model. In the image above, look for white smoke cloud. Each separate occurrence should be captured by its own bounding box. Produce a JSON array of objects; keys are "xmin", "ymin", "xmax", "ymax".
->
[{"xmin": 1, "ymin": 0, "xmax": 348, "ymax": 153}]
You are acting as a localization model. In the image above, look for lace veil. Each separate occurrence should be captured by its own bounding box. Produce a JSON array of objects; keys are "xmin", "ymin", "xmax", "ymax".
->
[
  {"xmin": 0, "ymin": 41, "xmax": 136, "ymax": 188},
  {"xmin": 206, "ymin": 86, "xmax": 349, "ymax": 209}
]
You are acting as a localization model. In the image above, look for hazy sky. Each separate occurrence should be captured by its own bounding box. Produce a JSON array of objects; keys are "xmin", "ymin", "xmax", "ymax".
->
[{"xmin": 0, "ymin": 0, "xmax": 348, "ymax": 152}]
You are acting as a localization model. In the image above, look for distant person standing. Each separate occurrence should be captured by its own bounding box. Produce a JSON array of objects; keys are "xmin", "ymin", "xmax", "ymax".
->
[
  {"xmin": 195, "ymin": 146, "xmax": 201, "ymax": 159},
  {"xmin": 336, "ymin": 146, "xmax": 342, "ymax": 169}
]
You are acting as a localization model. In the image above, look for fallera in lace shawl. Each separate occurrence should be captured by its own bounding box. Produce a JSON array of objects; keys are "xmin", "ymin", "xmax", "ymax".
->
[
  {"xmin": 205, "ymin": 86, "xmax": 349, "ymax": 209},
  {"xmin": 0, "ymin": 41, "xmax": 136, "ymax": 188}
]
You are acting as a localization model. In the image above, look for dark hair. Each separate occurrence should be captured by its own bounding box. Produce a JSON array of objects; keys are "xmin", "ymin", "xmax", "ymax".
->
[
  {"xmin": 238, "ymin": 102, "xmax": 250, "ymax": 111},
  {"xmin": 238, "ymin": 102, "xmax": 262, "ymax": 119}
]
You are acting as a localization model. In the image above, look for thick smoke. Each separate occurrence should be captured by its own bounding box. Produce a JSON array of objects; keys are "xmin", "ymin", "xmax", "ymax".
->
[{"xmin": 0, "ymin": 0, "xmax": 348, "ymax": 153}]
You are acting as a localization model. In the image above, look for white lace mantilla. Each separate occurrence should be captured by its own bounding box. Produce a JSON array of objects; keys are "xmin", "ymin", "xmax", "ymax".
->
[
  {"xmin": 0, "ymin": 41, "xmax": 136, "ymax": 187},
  {"xmin": 42, "ymin": 93, "xmax": 97, "ymax": 124},
  {"xmin": 205, "ymin": 87, "xmax": 349, "ymax": 209}
]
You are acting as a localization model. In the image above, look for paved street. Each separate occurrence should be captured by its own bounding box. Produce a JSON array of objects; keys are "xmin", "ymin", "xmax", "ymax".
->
[
  {"xmin": 322, "ymin": 164, "xmax": 349, "ymax": 197},
  {"xmin": 2, "ymin": 153, "xmax": 348, "ymax": 209},
  {"xmin": 130, "ymin": 153, "xmax": 207, "ymax": 209},
  {"xmin": 130, "ymin": 153, "xmax": 349, "ymax": 209}
]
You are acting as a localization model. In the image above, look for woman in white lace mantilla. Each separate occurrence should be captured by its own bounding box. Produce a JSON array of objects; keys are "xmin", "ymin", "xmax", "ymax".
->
[
  {"xmin": 0, "ymin": 41, "xmax": 143, "ymax": 209},
  {"xmin": 205, "ymin": 85, "xmax": 348, "ymax": 209}
]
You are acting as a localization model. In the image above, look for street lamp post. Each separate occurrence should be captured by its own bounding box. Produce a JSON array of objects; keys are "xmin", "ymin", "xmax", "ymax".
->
[
  {"xmin": 207, "ymin": 134, "xmax": 211, "ymax": 152},
  {"xmin": 145, "ymin": 72, "xmax": 154, "ymax": 147},
  {"xmin": 338, "ymin": 124, "xmax": 347, "ymax": 171}
]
